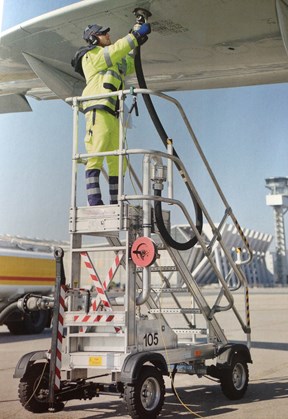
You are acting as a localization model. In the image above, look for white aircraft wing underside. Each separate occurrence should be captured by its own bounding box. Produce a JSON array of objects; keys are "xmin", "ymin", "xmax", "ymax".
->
[{"xmin": 1, "ymin": 0, "xmax": 288, "ymax": 112}]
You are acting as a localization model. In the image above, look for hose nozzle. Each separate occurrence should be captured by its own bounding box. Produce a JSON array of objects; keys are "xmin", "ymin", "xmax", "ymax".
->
[{"xmin": 133, "ymin": 7, "xmax": 152, "ymax": 26}]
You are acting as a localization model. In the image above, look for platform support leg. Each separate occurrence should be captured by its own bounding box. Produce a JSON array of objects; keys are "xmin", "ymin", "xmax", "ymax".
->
[{"xmin": 48, "ymin": 248, "xmax": 66, "ymax": 410}]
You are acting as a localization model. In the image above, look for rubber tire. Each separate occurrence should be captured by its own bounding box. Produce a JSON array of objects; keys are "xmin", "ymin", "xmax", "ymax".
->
[
  {"xmin": 220, "ymin": 355, "xmax": 249, "ymax": 400},
  {"xmin": 18, "ymin": 362, "xmax": 64, "ymax": 413},
  {"xmin": 6, "ymin": 310, "xmax": 49, "ymax": 335},
  {"xmin": 124, "ymin": 365, "xmax": 165, "ymax": 419}
]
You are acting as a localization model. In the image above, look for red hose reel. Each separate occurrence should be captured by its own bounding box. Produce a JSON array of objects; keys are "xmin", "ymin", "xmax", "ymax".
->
[{"xmin": 131, "ymin": 237, "xmax": 158, "ymax": 267}]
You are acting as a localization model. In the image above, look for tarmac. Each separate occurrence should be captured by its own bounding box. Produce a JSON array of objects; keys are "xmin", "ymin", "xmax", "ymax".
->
[{"xmin": 0, "ymin": 287, "xmax": 287, "ymax": 419}]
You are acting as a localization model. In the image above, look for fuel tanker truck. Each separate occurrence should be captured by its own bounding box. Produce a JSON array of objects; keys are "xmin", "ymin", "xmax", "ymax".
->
[{"xmin": 0, "ymin": 235, "xmax": 66, "ymax": 334}]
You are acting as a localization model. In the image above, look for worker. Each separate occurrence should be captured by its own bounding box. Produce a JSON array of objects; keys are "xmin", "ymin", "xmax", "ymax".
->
[{"xmin": 72, "ymin": 22, "xmax": 151, "ymax": 205}]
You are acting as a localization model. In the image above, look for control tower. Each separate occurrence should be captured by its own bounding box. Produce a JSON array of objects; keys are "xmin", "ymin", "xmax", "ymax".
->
[{"xmin": 265, "ymin": 177, "xmax": 288, "ymax": 286}]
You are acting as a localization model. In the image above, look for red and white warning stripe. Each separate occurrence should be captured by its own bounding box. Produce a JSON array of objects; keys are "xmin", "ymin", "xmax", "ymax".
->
[
  {"xmin": 91, "ymin": 251, "xmax": 124, "ymax": 311},
  {"xmin": 73, "ymin": 313, "xmax": 124, "ymax": 325},
  {"xmin": 54, "ymin": 284, "xmax": 66, "ymax": 390},
  {"xmin": 81, "ymin": 252, "xmax": 111, "ymax": 310},
  {"xmin": 103, "ymin": 251, "xmax": 124, "ymax": 291},
  {"xmin": 80, "ymin": 251, "xmax": 124, "ymax": 333}
]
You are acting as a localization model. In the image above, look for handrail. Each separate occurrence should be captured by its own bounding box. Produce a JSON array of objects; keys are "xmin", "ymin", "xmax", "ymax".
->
[
  {"xmin": 73, "ymin": 144, "xmax": 249, "ymax": 317},
  {"xmin": 67, "ymin": 88, "xmax": 252, "ymax": 341},
  {"xmin": 67, "ymin": 89, "xmax": 252, "ymax": 264},
  {"xmin": 73, "ymin": 145, "xmax": 251, "ymax": 286}
]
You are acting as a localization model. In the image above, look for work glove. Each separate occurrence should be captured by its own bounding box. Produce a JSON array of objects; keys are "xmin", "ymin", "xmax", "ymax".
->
[
  {"xmin": 133, "ymin": 23, "xmax": 151, "ymax": 36},
  {"xmin": 132, "ymin": 23, "xmax": 151, "ymax": 46}
]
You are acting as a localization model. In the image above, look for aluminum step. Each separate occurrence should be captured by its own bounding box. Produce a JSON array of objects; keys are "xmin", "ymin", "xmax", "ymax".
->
[
  {"xmin": 136, "ymin": 266, "xmax": 177, "ymax": 272},
  {"xmin": 149, "ymin": 308, "xmax": 201, "ymax": 314},
  {"xmin": 69, "ymin": 205, "xmax": 121, "ymax": 235},
  {"xmin": 173, "ymin": 328, "xmax": 207, "ymax": 335},
  {"xmin": 152, "ymin": 287, "xmax": 190, "ymax": 293}
]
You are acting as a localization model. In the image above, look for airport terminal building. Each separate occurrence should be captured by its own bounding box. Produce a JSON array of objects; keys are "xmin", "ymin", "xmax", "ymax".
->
[{"xmin": 167, "ymin": 224, "xmax": 274, "ymax": 288}]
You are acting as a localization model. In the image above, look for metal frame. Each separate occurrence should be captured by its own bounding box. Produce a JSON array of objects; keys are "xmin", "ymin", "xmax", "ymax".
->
[{"xmin": 63, "ymin": 88, "xmax": 252, "ymax": 380}]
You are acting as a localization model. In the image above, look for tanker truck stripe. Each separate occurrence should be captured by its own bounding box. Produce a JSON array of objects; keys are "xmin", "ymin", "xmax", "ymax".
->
[
  {"xmin": 0, "ymin": 276, "xmax": 55, "ymax": 285},
  {"xmin": 0, "ymin": 255, "xmax": 55, "ymax": 277}
]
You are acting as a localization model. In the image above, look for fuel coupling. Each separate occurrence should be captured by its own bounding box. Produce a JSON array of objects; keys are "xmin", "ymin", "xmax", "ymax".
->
[
  {"xmin": 17, "ymin": 293, "xmax": 55, "ymax": 312},
  {"xmin": 133, "ymin": 7, "xmax": 152, "ymax": 27},
  {"xmin": 151, "ymin": 161, "xmax": 167, "ymax": 191}
]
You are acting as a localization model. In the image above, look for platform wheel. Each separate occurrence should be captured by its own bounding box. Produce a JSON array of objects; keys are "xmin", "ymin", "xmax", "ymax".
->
[
  {"xmin": 220, "ymin": 355, "xmax": 249, "ymax": 400},
  {"xmin": 124, "ymin": 365, "xmax": 165, "ymax": 419},
  {"xmin": 18, "ymin": 362, "xmax": 64, "ymax": 413}
]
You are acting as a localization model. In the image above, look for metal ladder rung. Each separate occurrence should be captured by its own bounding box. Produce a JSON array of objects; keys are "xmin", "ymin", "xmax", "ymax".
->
[
  {"xmin": 149, "ymin": 308, "xmax": 201, "ymax": 314},
  {"xmin": 173, "ymin": 328, "xmax": 207, "ymax": 335},
  {"xmin": 68, "ymin": 332, "xmax": 125, "ymax": 338},
  {"xmin": 152, "ymin": 287, "xmax": 189, "ymax": 293},
  {"xmin": 136, "ymin": 266, "xmax": 177, "ymax": 272}
]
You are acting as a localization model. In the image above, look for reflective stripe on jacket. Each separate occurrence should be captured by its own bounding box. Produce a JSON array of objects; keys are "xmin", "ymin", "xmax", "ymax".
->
[{"xmin": 82, "ymin": 33, "xmax": 138, "ymax": 115}]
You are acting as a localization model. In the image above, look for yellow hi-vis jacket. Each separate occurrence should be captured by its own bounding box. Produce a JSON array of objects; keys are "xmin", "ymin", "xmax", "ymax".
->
[{"xmin": 82, "ymin": 33, "xmax": 138, "ymax": 116}]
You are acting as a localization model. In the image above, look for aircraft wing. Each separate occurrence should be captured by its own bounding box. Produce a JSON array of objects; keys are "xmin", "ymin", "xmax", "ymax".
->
[{"xmin": 1, "ymin": 0, "xmax": 288, "ymax": 113}]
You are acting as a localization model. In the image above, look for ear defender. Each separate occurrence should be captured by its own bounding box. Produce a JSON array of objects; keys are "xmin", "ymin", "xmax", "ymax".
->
[{"xmin": 89, "ymin": 33, "xmax": 98, "ymax": 45}]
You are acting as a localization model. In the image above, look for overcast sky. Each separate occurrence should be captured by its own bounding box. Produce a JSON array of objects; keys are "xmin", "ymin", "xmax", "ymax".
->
[{"xmin": 0, "ymin": 1, "xmax": 287, "ymax": 248}]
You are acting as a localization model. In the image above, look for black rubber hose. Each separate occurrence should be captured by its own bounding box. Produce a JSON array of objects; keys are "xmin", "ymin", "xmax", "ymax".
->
[
  {"xmin": 134, "ymin": 46, "xmax": 203, "ymax": 250},
  {"xmin": 0, "ymin": 301, "xmax": 19, "ymax": 324}
]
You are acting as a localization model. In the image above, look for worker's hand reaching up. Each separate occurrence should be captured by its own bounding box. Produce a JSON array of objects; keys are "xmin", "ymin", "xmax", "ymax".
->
[
  {"xmin": 132, "ymin": 23, "xmax": 151, "ymax": 45},
  {"xmin": 134, "ymin": 23, "xmax": 151, "ymax": 36}
]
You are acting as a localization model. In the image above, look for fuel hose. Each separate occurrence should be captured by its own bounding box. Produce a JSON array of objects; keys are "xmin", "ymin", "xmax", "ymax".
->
[
  {"xmin": 0, "ymin": 301, "xmax": 19, "ymax": 324},
  {"xmin": 134, "ymin": 46, "xmax": 203, "ymax": 250}
]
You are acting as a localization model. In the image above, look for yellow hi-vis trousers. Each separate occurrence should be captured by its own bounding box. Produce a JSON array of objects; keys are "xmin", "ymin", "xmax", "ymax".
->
[{"xmin": 84, "ymin": 109, "xmax": 127, "ymax": 176}]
